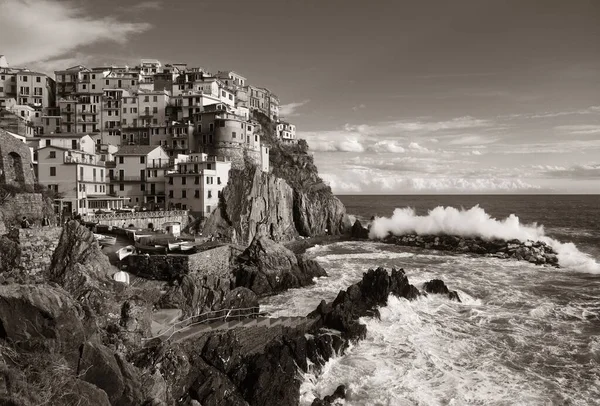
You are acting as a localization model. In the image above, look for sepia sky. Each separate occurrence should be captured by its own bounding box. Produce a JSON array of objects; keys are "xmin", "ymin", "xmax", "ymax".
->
[{"xmin": 1, "ymin": 0, "xmax": 599, "ymax": 193}]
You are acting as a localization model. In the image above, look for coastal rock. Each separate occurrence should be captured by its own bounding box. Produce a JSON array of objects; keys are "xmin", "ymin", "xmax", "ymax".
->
[
  {"xmin": 423, "ymin": 279, "xmax": 461, "ymax": 302},
  {"xmin": 234, "ymin": 234, "xmax": 327, "ymax": 296},
  {"xmin": 293, "ymin": 188, "xmax": 351, "ymax": 237},
  {"xmin": 203, "ymin": 166, "xmax": 298, "ymax": 246},
  {"xmin": 0, "ymin": 284, "xmax": 87, "ymax": 367},
  {"xmin": 381, "ymin": 234, "xmax": 560, "ymax": 267},
  {"xmin": 350, "ymin": 219, "xmax": 369, "ymax": 239},
  {"xmin": 311, "ymin": 384, "xmax": 347, "ymax": 406}
]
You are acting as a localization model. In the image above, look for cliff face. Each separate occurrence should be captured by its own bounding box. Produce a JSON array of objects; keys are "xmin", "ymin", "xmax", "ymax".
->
[{"xmin": 203, "ymin": 165, "xmax": 298, "ymax": 246}]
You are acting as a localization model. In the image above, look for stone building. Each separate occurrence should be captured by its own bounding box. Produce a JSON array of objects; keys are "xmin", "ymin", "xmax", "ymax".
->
[{"xmin": 0, "ymin": 129, "xmax": 35, "ymax": 187}]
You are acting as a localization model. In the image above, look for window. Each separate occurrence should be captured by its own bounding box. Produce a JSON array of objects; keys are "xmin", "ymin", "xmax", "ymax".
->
[
  {"xmin": 228, "ymin": 94, "xmax": 233, "ymax": 100},
  {"xmin": 209, "ymin": 123, "xmax": 214, "ymax": 132},
  {"xmin": 94, "ymin": 185, "xmax": 97, "ymax": 193},
  {"xmin": 119, "ymin": 156, "xmax": 124, "ymax": 164},
  {"xmin": 22, "ymin": 76, "xmax": 28, "ymax": 82},
  {"xmin": 92, "ymin": 84, "xmax": 96, "ymax": 90},
  {"xmin": 140, "ymin": 156, "xmax": 145, "ymax": 164},
  {"xmin": 153, "ymin": 96, "xmax": 157, "ymax": 102},
  {"xmin": 152, "ymin": 118, "xmax": 158, "ymax": 125},
  {"xmin": 122, "ymin": 119, "xmax": 127, "ymax": 125},
  {"xmin": 194, "ymin": 176, "xmax": 200, "ymax": 184},
  {"xmin": 106, "ymin": 80, "xmax": 109, "ymax": 85},
  {"xmin": 92, "ymin": 74, "xmax": 96, "ymax": 79},
  {"xmin": 144, "ymin": 96, "xmax": 149, "ymax": 102},
  {"xmin": 45, "ymin": 140, "xmax": 51, "ymax": 146},
  {"xmin": 168, "ymin": 177, "xmax": 173, "ymax": 185},
  {"xmin": 194, "ymin": 190, "xmax": 200, "ymax": 198},
  {"xmin": 217, "ymin": 177, "xmax": 221, "ymax": 185},
  {"xmin": 221, "ymin": 90, "xmax": 225, "ymax": 97},
  {"xmin": 182, "ymin": 190, "xmax": 186, "ymax": 198},
  {"xmin": 49, "ymin": 151, "xmax": 56, "ymax": 158},
  {"xmin": 169, "ymin": 190, "xmax": 173, "ymax": 198},
  {"xmin": 141, "ymin": 184, "xmax": 145, "ymax": 191},
  {"xmin": 120, "ymin": 183, "xmax": 124, "ymax": 191},
  {"xmin": 50, "ymin": 167, "xmax": 56, "ymax": 176},
  {"xmin": 182, "ymin": 177, "xmax": 186, "ymax": 185},
  {"xmin": 208, "ymin": 191, "xmax": 212, "ymax": 198},
  {"xmin": 232, "ymin": 132, "xmax": 236, "ymax": 139},
  {"xmin": 198, "ymin": 124, "xmax": 202, "ymax": 132},
  {"xmin": 123, "ymin": 108, "xmax": 127, "ymax": 114},
  {"xmin": 152, "ymin": 107, "xmax": 158, "ymax": 114}
]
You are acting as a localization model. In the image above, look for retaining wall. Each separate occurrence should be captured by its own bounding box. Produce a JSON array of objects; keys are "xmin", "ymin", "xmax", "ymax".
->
[{"xmin": 82, "ymin": 210, "xmax": 189, "ymax": 230}]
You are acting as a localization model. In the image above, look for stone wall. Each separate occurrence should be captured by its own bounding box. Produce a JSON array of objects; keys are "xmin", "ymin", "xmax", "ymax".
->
[
  {"xmin": 125, "ymin": 245, "xmax": 234, "ymax": 281},
  {"xmin": 5, "ymin": 226, "xmax": 62, "ymax": 277},
  {"xmin": 0, "ymin": 129, "xmax": 36, "ymax": 187},
  {"xmin": 0, "ymin": 193, "xmax": 57, "ymax": 235},
  {"xmin": 82, "ymin": 211, "xmax": 189, "ymax": 230}
]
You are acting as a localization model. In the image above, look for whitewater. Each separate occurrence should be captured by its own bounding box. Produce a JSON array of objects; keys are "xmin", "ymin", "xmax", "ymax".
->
[{"xmin": 261, "ymin": 205, "xmax": 600, "ymax": 406}]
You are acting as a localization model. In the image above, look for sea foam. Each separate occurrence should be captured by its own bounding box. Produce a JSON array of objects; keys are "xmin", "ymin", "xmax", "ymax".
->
[{"xmin": 369, "ymin": 206, "xmax": 600, "ymax": 273}]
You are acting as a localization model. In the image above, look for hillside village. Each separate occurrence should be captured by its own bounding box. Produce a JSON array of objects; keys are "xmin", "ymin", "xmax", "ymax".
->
[{"xmin": 0, "ymin": 55, "xmax": 298, "ymax": 218}]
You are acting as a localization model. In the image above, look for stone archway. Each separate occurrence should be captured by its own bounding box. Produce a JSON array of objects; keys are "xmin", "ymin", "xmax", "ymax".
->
[{"xmin": 7, "ymin": 151, "xmax": 25, "ymax": 185}]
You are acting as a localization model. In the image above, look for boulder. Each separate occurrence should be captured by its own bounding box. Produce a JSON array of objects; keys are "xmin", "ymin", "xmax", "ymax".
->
[
  {"xmin": 235, "ymin": 234, "xmax": 327, "ymax": 296},
  {"xmin": 423, "ymin": 279, "xmax": 461, "ymax": 302},
  {"xmin": 78, "ymin": 341, "xmax": 146, "ymax": 406},
  {"xmin": 0, "ymin": 284, "xmax": 87, "ymax": 366},
  {"xmin": 312, "ymin": 384, "xmax": 346, "ymax": 406},
  {"xmin": 350, "ymin": 219, "xmax": 369, "ymax": 239}
]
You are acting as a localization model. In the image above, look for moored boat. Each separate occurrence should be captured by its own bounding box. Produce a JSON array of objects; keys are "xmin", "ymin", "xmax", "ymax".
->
[
  {"xmin": 99, "ymin": 236, "xmax": 116, "ymax": 247},
  {"xmin": 135, "ymin": 243, "xmax": 167, "ymax": 255},
  {"xmin": 116, "ymin": 245, "xmax": 135, "ymax": 261},
  {"xmin": 168, "ymin": 242, "xmax": 181, "ymax": 251},
  {"xmin": 179, "ymin": 242, "xmax": 196, "ymax": 252},
  {"xmin": 112, "ymin": 270, "xmax": 130, "ymax": 285}
]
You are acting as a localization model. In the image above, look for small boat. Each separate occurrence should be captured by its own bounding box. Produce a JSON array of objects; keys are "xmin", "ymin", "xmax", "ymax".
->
[
  {"xmin": 112, "ymin": 271, "xmax": 130, "ymax": 285},
  {"xmin": 168, "ymin": 242, "xmax": 181, "ymax": 251},
  {"xmin": 99, "ymin": 236, "xmax": 116, "ymax": 247},
  {"xmin": 179, "ymin": 242, "xmax": 196, "ymax": 252},
  {"xmin": 134, "ymin": 234, "xmax": 152, "ymax": 243},
  {"xmin": 116, "ymin": 245, "xmax": 135, "ymax": 261},
  {"xmin": 135, "ymin": 243, "xmax": 167, "ymax": 255}
]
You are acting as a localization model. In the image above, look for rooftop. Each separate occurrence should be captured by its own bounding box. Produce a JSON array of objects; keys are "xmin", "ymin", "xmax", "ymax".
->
[{"xmin": 114, "ymin": 145, "xmax": 161, "ymax": 156}]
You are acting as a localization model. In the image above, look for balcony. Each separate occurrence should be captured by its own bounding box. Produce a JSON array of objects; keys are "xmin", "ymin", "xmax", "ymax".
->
[
  {"xmin": 144, "ymin": 190, "xmax": 165, "ymax": 196},
  {"xmin": 109, "ymin": 175, "xmax": 146, "ymax": 182},
  {"xmin": 65, "ymin": 156, "xmax": 103, "ymax": 166},
  {"xmin": 146, "ymin": 161, "xmax": 171, "ymax": 169}
]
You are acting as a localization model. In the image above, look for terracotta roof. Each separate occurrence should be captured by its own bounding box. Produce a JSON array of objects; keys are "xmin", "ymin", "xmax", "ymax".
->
[{"xmin": 114, "ymin": 145, "xmax": 160, "ymax": 156}]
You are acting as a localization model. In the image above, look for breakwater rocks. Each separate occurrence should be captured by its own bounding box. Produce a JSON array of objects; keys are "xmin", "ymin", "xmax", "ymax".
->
[{"xmin": 352, "ymin": 220, "xmax": 559, "ymax": 267}]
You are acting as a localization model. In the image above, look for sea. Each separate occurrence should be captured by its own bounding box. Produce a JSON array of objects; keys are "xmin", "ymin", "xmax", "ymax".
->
[{"xmin": 261, "ymin": 195, "xmax": 600, "ymax": 406}]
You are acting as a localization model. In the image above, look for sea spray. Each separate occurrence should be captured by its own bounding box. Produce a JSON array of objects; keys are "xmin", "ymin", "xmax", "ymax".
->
[{"xmin": 369, "ymin": 206, "xmax": 600, "ymax": 273}]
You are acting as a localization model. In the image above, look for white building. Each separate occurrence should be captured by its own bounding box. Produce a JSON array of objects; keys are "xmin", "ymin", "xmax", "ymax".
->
[
  {"xmin": 109, "ymin": 145, "xmax": 170, "ymax": 208},
  {"xmin": 276, "ymin": 121, "xmax": 297, "ymax": 144},
  {"xmin": 165, "ymin": 153, "xmax": 231, "ymax": 217}
]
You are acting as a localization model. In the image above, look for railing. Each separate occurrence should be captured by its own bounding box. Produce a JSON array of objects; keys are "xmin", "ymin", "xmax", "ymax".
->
[
  {"xmin": 146, "ymin": 162, "xmax": 171, "ymax": 169},
  {"xmin": 82, "ymin": 210, "xmax": 187, "ymax": 220},
  {"xmin": 144, "ymin": 306, "xmax": 293, "ymax": 342},
  {"xmin": 110, "ymin": 175, "xmax": 145, "ymax": 182},
  {"xmin": 143, "ymin": 190, "xmax": 165, "ymax": 196}
]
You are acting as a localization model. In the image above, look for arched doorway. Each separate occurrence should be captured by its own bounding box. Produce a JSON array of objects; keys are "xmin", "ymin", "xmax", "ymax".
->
[{"xmin": 7, "ymin": 152, "xmax": 25, "ymax": 185}]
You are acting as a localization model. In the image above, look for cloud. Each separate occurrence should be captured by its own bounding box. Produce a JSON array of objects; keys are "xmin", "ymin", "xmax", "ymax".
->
[
  {"xmin": 321, "ymin": 168, "xmax": 542, "ymax": 194},
  {"xmin": 543, "ymin": 164, "xmax": 600, "ymax": 179},
  {"xmin": 408, "ymin": 142, "xmax": 435, "ymax": 153},
  {"xmin": 503, "ymin": 106, "xmax": 600, "ymax": 120},
  {"xmin": 310, "ymin": 138, "xmax": 365, "ymax": 153},
  {"xmin": 368, "ymin": 140, "xmax": 406, "ymax": 153},
  {"xmin": 555, "ymin": 125, "xmax": 600, "ymax": 135},
  {"xmin": 446, "ymin": 134, "xmax": 500, "ymax": 145},
  {"xmin": 352, "ymin": 104, "xmax": 366, "ymax": 111},
  {"xmin": 120, "ymin": 1, "xmax": 163, "ymax": 12},
  {"xmin": 345, "ymin": 116, "xmax": 492, "ymax": 135},
  {"xmin": 0, "ymin": 0, "xmax": 150, "ymax": 68},
  {"xmin": 279, "ymin": 100, "xmax": 310, "ymax": 117}
]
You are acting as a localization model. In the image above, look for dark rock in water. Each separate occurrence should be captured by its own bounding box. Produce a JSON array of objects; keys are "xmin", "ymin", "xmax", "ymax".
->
[
  {"xmin": 423, "ymin": 279, "xmax": 462, "ymax": 302},
  {"xmin": 312, "ymin": 384, "xmax": 347, "ymax": 405},
  {"xmin": 350, "ymin": 219, "xmax": 369, "ymax": 239},
  {"xmin": 235, "ymin": 234, "xmax": 327, "ymax": 296},
  {"xmin": 381, "ymin": 233, "xmax": 559, "ymax": 268}
]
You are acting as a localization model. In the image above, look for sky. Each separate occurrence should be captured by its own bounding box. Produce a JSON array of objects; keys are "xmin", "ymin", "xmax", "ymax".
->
[{"xmin": 1, "ymin": 0, "xmax": 599, "ymax": 194}]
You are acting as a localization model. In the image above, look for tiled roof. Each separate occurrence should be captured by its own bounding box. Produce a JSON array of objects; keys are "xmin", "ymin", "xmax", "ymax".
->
[{"xmin": 114, "ymin": 145, "xmax": 160, "ymax": 156}]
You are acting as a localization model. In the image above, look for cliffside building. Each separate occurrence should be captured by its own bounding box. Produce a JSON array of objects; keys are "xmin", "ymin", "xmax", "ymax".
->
[
  {"xmin": 109, "ymin": 145, "xmax": 170, "ymax": 208},
  {"xmin": 165, "ymin": 153, "xmax": 231, "ymax": 217}
]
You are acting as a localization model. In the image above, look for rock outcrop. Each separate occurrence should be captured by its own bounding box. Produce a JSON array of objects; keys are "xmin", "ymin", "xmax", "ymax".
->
[
  {"xmin": 203, "ymin": 162, "xmax": 350, "ymax": 246},
  {"xmin": 350, "ymin": 219, "xmax": 369, "ymax": 239},
  {"xmin": 135, "ymin": 267, "xmax": 421, "ymax": 406},
  {"xmin": 234, "ymin": 234, "xmax": 327, "ymax": 296},
  {"xmin": 312, "ymin": 385, "xmax": 346, "ymax": 406},
  {"xmin": 203, "ymin": 166, "xmax": 298, "ymax": 246},
  {"xmin": 0, "ymin": 284, "xmax": 87, "ymax": 366},
  {"xmin": 381, "ymin": 234, "xmax": 560, "ymax": 267},
  {"xmin": 423, "ymin": 279, "xmax": 461, "ymax": 302}
]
